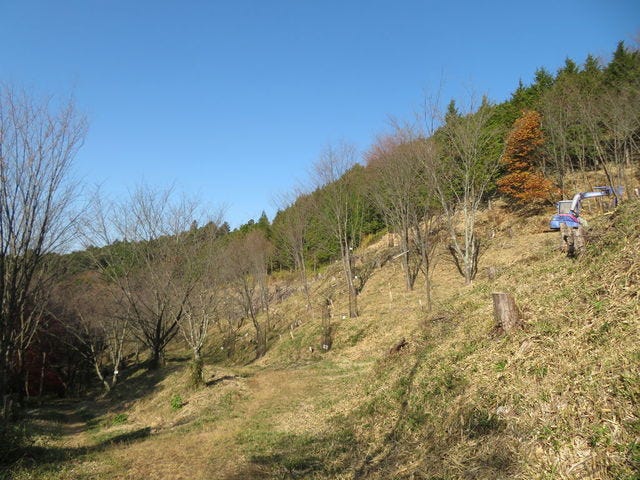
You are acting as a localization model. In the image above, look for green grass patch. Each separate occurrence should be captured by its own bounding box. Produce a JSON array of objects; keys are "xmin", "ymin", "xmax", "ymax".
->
[{"xmin": 170, "ymin": 394, "xmax": 184, "ymax": 411}]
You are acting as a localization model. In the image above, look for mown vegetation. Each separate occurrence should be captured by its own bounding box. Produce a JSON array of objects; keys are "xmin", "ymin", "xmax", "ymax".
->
[{"xmin": 1, "ymin": 41, "xmax": 639, "ymax": 479}]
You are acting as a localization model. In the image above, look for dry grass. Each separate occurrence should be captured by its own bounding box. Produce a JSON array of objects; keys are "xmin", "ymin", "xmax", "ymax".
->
[{"xmin": 7, "ymin": 199, "xmax": 640, "ymax": 480}]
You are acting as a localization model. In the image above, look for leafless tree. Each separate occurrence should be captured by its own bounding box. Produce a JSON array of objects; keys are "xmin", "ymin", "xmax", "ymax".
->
[
  {"xmin": 273, "ymin": 190, "xmax": 313, "ymax": 310},
  {"xmin": 575, "ymin": 91, "xmax": 622, "ymax": 198},
  {"xmin": 367, "ymin": 133, "xmax": 418, "ymax": 290},
  {"xmin": 176, "ymin": 226, "xmax": 225, "ymax": 387},
  {"xmin": 367, "ymin": 129, "xmax": 442, "ymax": 308},
  {"xmin": 180, "ymin": 291, "xmax": 216, "ymax": 386},
  {"xmin": 592, "ymin": 85, "xmax": 640, "ymax": 199},
  {"xmin": 84, "ymin": 185, "xmax": 205, "ymax": 369},
  {"xmin": 540, "ymin": 82, "xmax": 580, "ymax": 196},
  {"xmin": 223, "ymin": 229, "xmax": 273, "ymax": 358},
  {"xmin": 0, "ymin": 86, "xmax": 87, "ymax": 405},
  {"xmin": 431, "ymin": 97, "xmax": 502, "ymax": 284},
  {"xmin": 213, "ymin": 293, "xmax": 245, "ymax": 359},
  {"xmin": 411, "ymin": 139, "xmax": 443, "ymax": 310},
  {"xmin": 312, "ymin": 142, "xmax": 364, "ymax": 317},
  {"xmin": 51, "ymin": 272, "xmax": 129, "ymax": 393}
]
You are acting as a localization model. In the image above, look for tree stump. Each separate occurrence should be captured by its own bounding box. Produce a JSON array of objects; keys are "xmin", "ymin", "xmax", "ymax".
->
[
  {"xmin": 560, "ymin": 223, "xmax": 586, "ymax": 258},
  {"xmin": 559, "ymin": 223, "xmax": 573, "ymax": 256},
  {"xmin": 492, "ymin": 292, "xmax": 522, "ymax": 334}
]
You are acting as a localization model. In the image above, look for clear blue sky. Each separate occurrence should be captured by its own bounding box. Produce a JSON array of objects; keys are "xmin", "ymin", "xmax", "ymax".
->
[{"xmin": 2, "ymin": 1, "xmax": 638, "ymax": 227}]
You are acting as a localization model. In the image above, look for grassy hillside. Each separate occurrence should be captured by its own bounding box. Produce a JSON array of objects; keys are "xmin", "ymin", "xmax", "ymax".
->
[{"xmin": 5, "ymin": 199, "xmax": 639, "ymax": 480}]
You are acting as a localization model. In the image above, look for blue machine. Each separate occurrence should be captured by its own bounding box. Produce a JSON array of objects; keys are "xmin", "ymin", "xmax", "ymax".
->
[{"xmin": 549, "ymin": 186, "xmax": 619, "ymax": 230}]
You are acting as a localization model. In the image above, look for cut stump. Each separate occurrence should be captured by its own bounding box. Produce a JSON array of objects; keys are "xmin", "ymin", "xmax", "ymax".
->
[
  {"xmin": 559, "ymin": 223, "xmax": 586, "ymax": 258},
  {"xmin": 492, "ymin": 292, "xmax": 522, "ymax": 334}
]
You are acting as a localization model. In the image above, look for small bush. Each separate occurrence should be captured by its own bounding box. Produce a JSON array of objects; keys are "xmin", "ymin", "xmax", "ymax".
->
[
  {"xmin": 170, "ymin": 394, "xmax": 184, "ymax": 411},
  {"xmin": 494, "ymin": 360, "xmax": 508, "ymax": 372},
  {"xmin": 111, "ymin": 413, "xmax": 128, "ymax": 426}
]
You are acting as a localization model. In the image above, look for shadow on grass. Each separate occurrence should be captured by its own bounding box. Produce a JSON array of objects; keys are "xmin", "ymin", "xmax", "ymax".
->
[
  {"xmin": 225, "ymin": 428, "xmax": 356, "ymax": 480},
  {"xmin": 108, "ymin": 361, "xmax": 182, "ymax": 405},
  {"xmin": 2, "ymin": 361, "xmax": 181, "ymax": 476},
  {"xmin": 205, "ymin": 375, "xmax": 239, "ymax": 387},
  {"xmin": 4, "ymin": 426, "xmax": 152, "ymax": 475}
]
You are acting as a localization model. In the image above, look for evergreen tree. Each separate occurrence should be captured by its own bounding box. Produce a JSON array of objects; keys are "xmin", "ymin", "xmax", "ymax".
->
[{"xmin": 604, "ymin": 41, "xmax": 640, "ymax": 88}]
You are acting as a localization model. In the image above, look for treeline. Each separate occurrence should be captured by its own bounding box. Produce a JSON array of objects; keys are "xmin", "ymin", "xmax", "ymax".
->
[{"xmin": 1, "ymin": 41, "xmax": 639, "ymax": 418}]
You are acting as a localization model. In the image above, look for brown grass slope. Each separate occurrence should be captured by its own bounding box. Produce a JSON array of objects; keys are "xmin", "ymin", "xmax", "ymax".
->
[
  {"xmin": 348, "ymin": 201, "xmax": 639, "ymax": 480},
  {"xmin": 7, "ymin": 199, "xmax": 639, "ymax": 480}
]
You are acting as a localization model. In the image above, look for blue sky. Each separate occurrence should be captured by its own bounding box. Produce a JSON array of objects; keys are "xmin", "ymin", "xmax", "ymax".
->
[{"xmin": 1, "ymin": 1, "xmax": 638, "ymax": 227}]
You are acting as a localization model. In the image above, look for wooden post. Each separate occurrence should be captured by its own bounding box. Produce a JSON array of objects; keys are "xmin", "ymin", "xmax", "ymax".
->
[
  {"xmin": 492, "ymin": 292, "xmax": 522, "ymax": 334},
  {"xmin": 321, "ymin": 298, "xmax": 332, "ymax": 351},
  {"xmin": 487, "ymin": 266, "xmax": 497, "ymax": 282}
]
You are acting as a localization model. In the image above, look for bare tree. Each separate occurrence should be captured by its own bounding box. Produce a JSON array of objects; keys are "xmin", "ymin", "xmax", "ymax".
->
[
  {"xmin": 591, "ymin": 85, "xmax": 640, "ymax": 199},
  {"xmin": 432, "ymin": 97, "xmax": 502, "ymax": 284},
  {"xmin": 223, "ymin": 230, "xmax": 273, "ymax": 358},
  {"xmin": 540, "ymin": 81, "xmax": 580, "ymax": 196},
  {"xmin": 312, "ymin": 142, "xmax": 364, "ymax": 318},
  {"xmin": 411, "ymin": 139, "xmax": 443, "ymax": 310},
  {"xmin": 176, "ymin": 225, "xmax": 225, "ymax": 387},
  {"xmin": 367, "ymin": 129, "xmax": 442, "ymax": 308},
  {"xmin": 576, "ymin": 90, "xmax": 624, "ymax": 198},
  {"xmin": 213, "ymin": 293, "xmax": 245, "ymax": 359},
  {"xmin": 367, "ymin": 133, "xmax": 418, "ymax": 290},
  {"xmin": 180, "ymin": 291, "xmax": 216, "ymax": 387},
  {"xmin": 51, "ymin": 272, "xmax": 129, "ymax": 393},
  {"xmin": 273, "ymin": 191, "xmax": 313, "ymax": 310},
  {"xmin": 0, "ymin": 86, "xmax": 87, "ymax": 405},
  {"xmin": 85, "ymin": 185, "xmax": 204, "ymax": 369}
]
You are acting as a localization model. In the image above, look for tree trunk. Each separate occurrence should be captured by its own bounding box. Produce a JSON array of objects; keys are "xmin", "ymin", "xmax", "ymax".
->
[
  {"xmin": 189, "ymin": 349, "xmax": 204, "ymax": 388},
  {"xmin": 38, "ymin": 352, "xmax": 47, "ymax": 401},
  {"xmin": 342, "ymin": 242, "xmax": 358, "ymax": 318},
  {"xmin": 149, "ymin": 346, "xmax": 163, "ymax": 369},
  {"xmin": 93, "ymin": 360, "xmax": 111, "ymax": 393},
  {"xmin": 400, "ymin": 229, "xmax": 413, "ymax": 291},
  {"xmin": 492, "ymin": 292, "xmax": 522, "ymax": 334}
]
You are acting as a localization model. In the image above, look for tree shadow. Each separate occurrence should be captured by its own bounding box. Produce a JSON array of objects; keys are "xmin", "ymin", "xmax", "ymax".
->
[
  {"xmin": 2, "ymin": 361, "xmax": 182, "ymax": 474},
  {"xmin": 2, "ymin": 425, "xmax": 152, "ymax": 474},
  {"xmin": 223, "ymin": 429, "xmax": 356, "ymax": 480},
  {"xmin": 205, "ymin": 375, "xmax": 238, "ymax": 387},
  {"xmin": 103, "ymin": 361, "xmax": 183, "ymax": 407}
]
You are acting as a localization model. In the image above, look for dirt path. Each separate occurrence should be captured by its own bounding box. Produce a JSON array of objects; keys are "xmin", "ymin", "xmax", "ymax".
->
[
  {"xmin": 27, "ymin": 399, "xmax": 96, "ymax": 447},
  {"xmin": 13, "ymin": 361, "xmax": 362, "ymax": 480}
]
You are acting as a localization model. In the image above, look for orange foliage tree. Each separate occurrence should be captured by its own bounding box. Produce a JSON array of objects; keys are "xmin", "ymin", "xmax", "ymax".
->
[{"xmin": 497, "ymin": 110, "xmax": 558, "ymax": 206}]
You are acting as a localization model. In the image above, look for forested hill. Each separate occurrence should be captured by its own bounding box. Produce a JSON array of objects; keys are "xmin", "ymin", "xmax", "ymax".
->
[{"xmin": 1, "ymin": 41, "xmax": 639, "ymax": 479}]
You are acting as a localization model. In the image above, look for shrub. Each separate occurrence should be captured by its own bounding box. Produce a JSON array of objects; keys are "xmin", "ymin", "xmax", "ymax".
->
[
  {"xmin": 170, "ymin": 394, "xmax": 184, "ymax": 411},
  {"xmin": 111, "ymin": 413, "xmax": 128, "ymax": 426}
]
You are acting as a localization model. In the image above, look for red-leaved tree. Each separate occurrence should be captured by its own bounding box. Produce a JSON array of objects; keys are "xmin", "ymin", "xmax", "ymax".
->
[{"xmin": 497, "ymin": 110, "xmax": 558, "ymax": 207}]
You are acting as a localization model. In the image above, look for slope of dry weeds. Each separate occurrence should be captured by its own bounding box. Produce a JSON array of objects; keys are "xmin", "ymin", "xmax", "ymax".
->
[{"xmin": 7, "ymin": 199, "xmax": 639, "ymax": 480}]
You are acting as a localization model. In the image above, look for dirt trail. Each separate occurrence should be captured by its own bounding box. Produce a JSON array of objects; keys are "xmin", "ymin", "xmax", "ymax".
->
[
  {"xmin": 27, "ymin": 399, "xmax": 96, "ymax": 448},
  {"xmin": 64, "ymin": 363, "xmax": 357, "ymax": 479},
  {"xmin": 204, "ymin": 365, "xmax": 350, "ymax": 478}
]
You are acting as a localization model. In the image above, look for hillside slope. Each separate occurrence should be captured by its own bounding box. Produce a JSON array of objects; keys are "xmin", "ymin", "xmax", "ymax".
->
[{"xmin": 7, "ymin": 200, "xmax": 639, "ymax": 480}]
